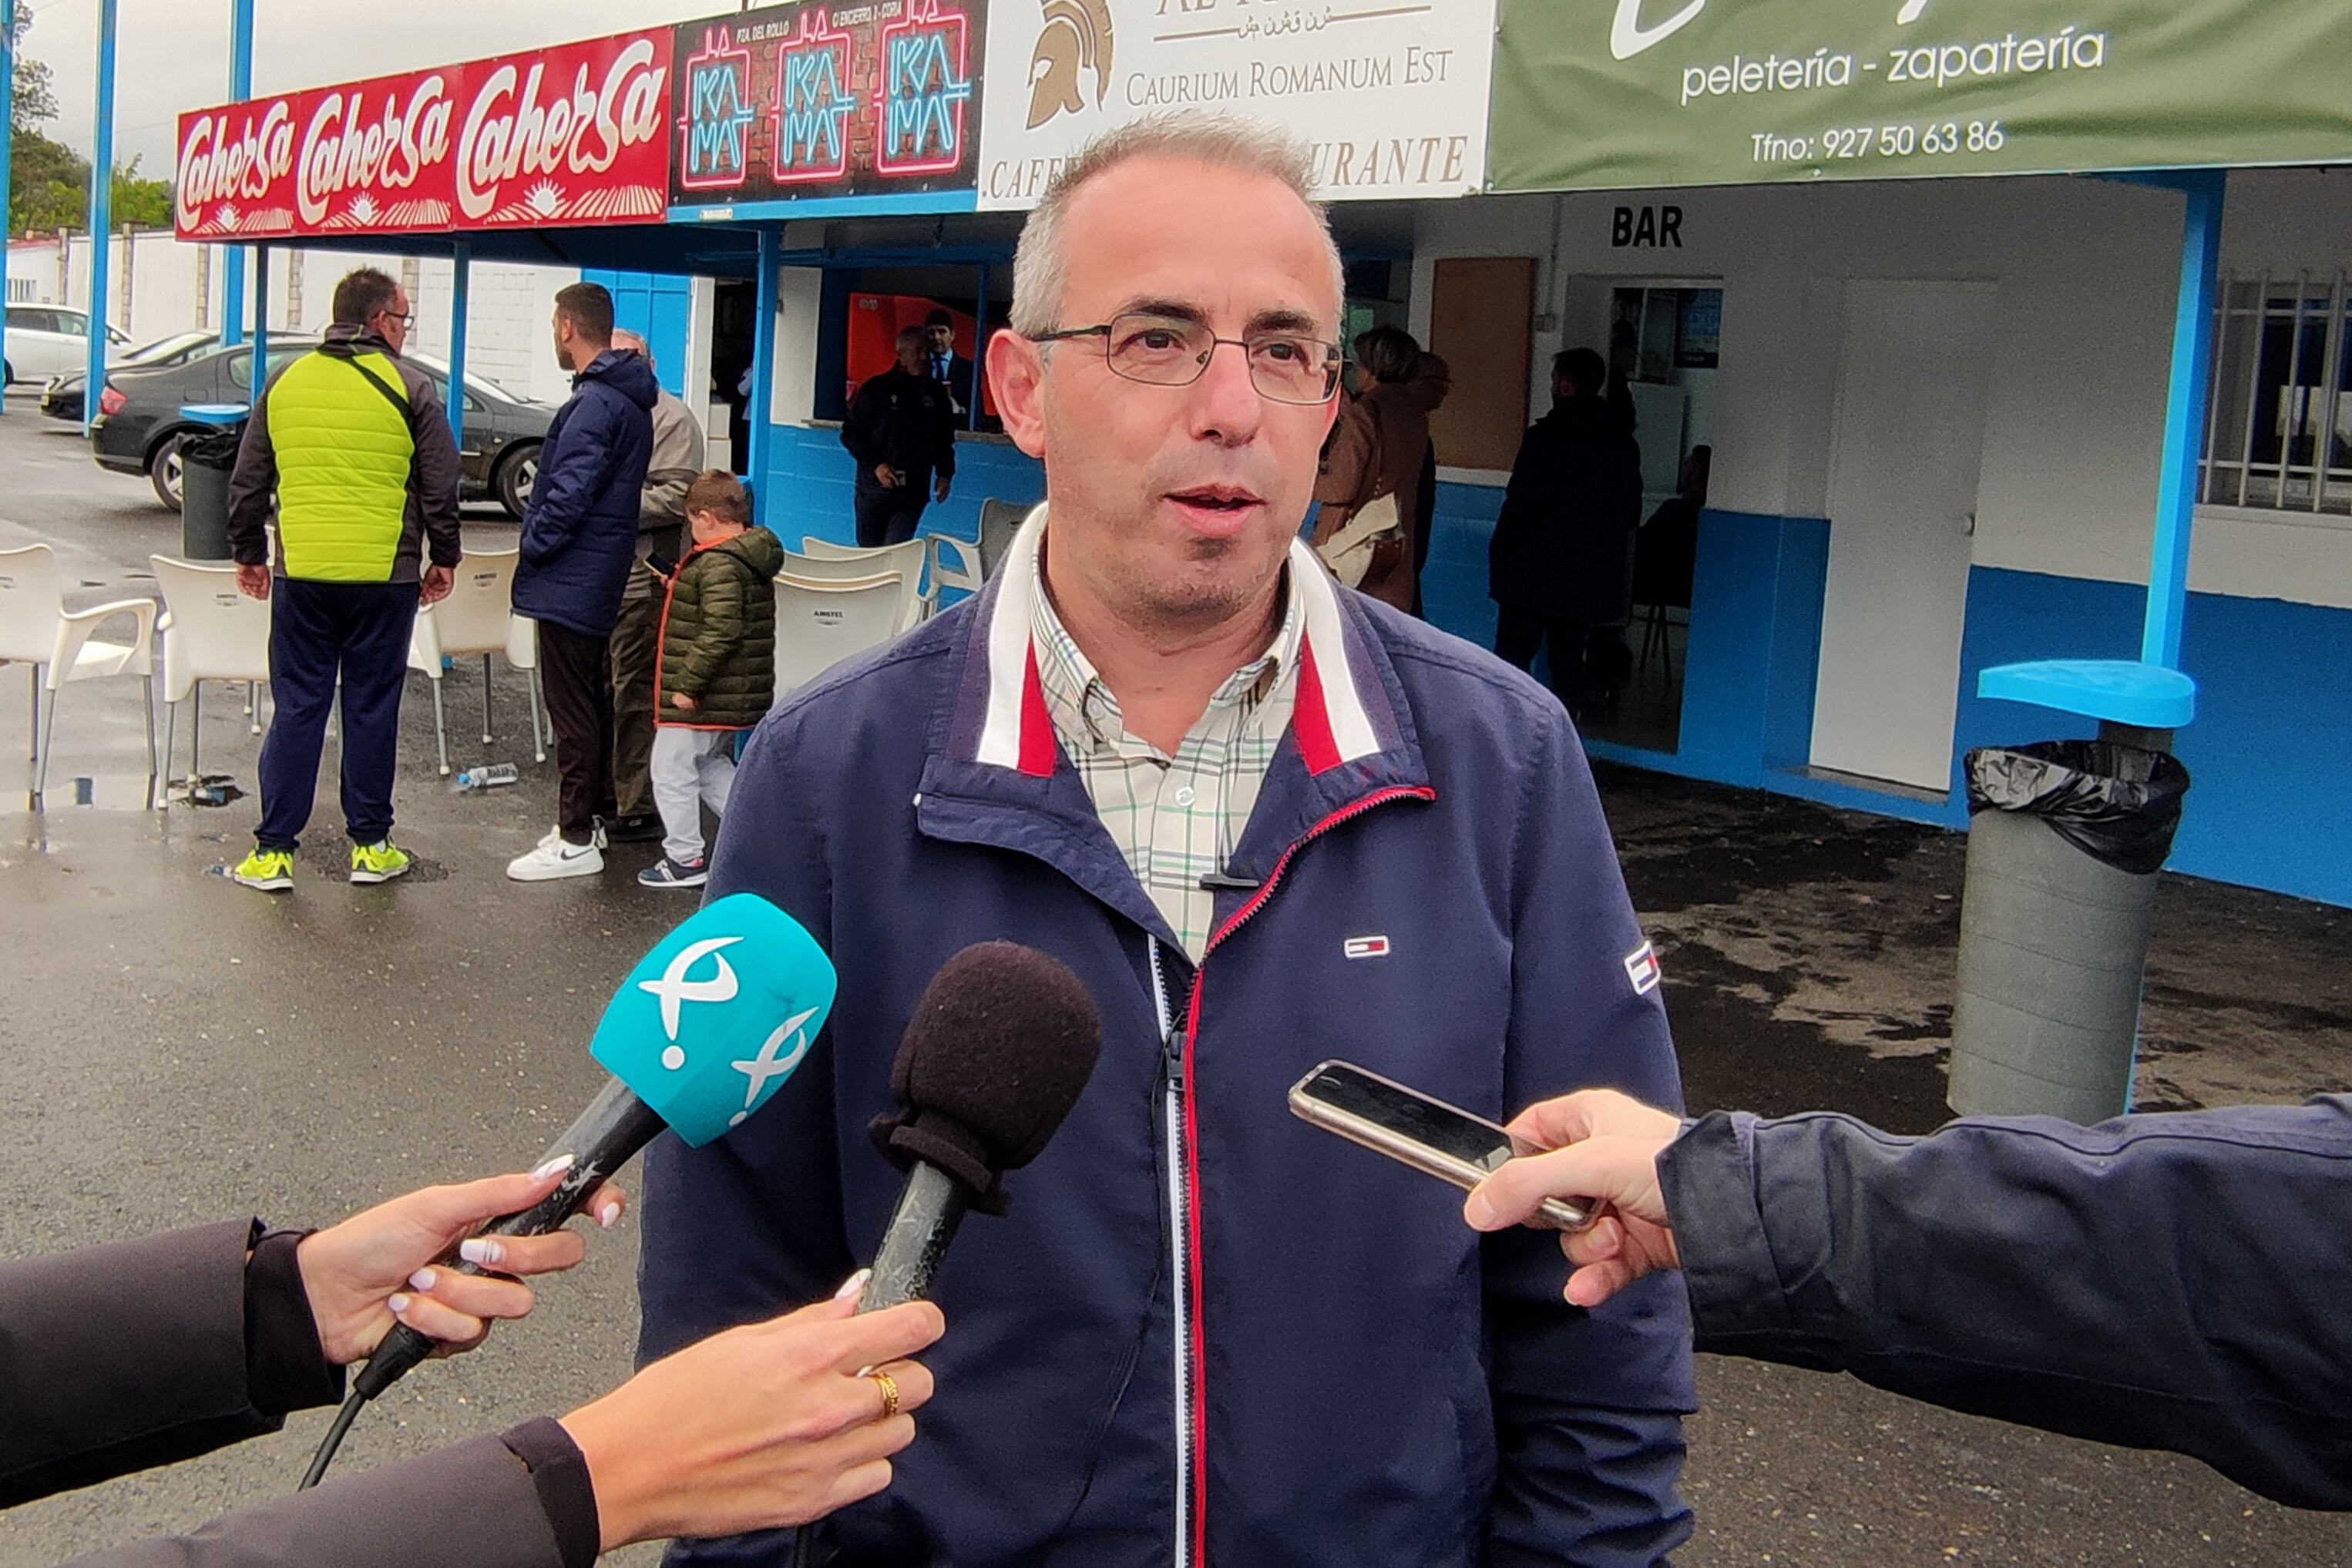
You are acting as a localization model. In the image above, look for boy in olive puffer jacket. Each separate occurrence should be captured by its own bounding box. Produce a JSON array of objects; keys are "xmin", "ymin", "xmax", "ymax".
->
[{"xmin": 639, "ymin": 472, "xmax": 785, "ymax": 888}]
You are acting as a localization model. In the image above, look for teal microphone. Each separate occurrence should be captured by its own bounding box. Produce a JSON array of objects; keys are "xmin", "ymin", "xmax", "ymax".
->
[{"xmin": 314, "ymin": 895, "xmax": 836, "ymax": 1480}]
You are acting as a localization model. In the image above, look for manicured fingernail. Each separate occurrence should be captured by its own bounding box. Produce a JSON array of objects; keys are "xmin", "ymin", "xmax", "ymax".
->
[
  {"xmin": 597, "ymin": 1200, "xmax": 622, "ymax": 1229},
  {"xmin": 835, "ymin": 1268, "xmax": 872, "ymax": 1302},
  {"xmin": 532, "ymin": 1154, "xmax": 575, "ymax": 1181},
  {"xmin": 387, "ymin": 1294, "xmax": 412, "ymax": 1315},
  {"xmin": 459, "ymin": 1237, "xmax": 504, "ymax": 1267},
  {"xmin": 408, "ymin": 1269, "xmax": 437, "ymax": 1292}
]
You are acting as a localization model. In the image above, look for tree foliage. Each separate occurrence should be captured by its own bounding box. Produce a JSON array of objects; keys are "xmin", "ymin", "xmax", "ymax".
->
[{"xmin": 6, "ymin": 15, "xmax": 173, "ymax": 238}]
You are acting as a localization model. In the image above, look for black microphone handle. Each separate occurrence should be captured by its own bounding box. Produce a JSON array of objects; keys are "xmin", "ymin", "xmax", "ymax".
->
[
  {"xmin": 351, "ymin": 1079, "xmax": 668, "ymax": 1401},
  {"xmin": 857, "ymin": 1161, "xmax": 972, "ymax": 1311}
]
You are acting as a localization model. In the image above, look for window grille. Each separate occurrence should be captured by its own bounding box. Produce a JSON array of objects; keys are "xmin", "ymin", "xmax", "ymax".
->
[{"xmin": 2202, "ymin": 270, "xmax": 2352, "ymax": 516}]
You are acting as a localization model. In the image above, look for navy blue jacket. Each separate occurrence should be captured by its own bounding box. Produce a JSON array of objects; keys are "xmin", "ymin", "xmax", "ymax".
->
[
  {"xmin": 639, "ymin": 515, "xmax": 1696, "ymax": 1568},
  {"xmin": 513, "ymin": 349, "xmax": 659, "ymax": 637},
  {"xmin": 1663, "ymin": 1097, "xmax": 2352, "ymax": 1510}
]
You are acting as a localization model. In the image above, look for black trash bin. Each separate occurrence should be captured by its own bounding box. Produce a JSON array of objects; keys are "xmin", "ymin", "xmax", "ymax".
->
[
  {"xmin": 177, "ymin": 404, "xmax": 250, "ymax": 560},
  {"xmin": 1947, "ymin": 740, "xmax": 2192, "ymax": 1123}
]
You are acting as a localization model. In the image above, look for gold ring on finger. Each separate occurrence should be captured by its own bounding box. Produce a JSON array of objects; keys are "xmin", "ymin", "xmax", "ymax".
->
[{"xmin": 867, "ymin": 1367, "xmax": 901, "ymax": 1422}]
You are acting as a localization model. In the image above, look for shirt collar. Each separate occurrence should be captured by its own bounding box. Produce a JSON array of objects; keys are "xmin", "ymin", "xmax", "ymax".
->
[{"xmin": 1029, "ymin": 529, "xmax": 1302, "ymax": 750}]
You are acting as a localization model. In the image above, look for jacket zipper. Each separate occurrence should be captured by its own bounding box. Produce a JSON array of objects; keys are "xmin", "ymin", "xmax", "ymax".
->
[
  {"xmin": 1164, "ymin": 782, "xmax": 1436, "ymax": 1567},
  {"xmin": 1148, "ymin": 938, "xmax": 1191, "ymax": 1568}
]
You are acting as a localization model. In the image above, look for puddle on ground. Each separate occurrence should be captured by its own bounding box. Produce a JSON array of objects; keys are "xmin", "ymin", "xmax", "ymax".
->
[{"xmin": 25, "ymin": 774, "xmax": 159, "ymax": 811}]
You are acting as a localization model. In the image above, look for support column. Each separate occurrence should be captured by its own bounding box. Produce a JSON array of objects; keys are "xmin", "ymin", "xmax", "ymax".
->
[
  {"xmin": 447, "ymin": 240, "xmax": 472, "ymax": 453},
  {"xmin": 1, "ymin": 0, "xmax": 17, "ymax": 409},
  {"xmin": 969, "ymin": 262, "xmax": 988, "ymax": 430},
  {"xmin": 251, "ymin": 247, "xmax": 271, "ymax": 398},
  {"xmin": 2142, "ymin": 173, "xmax": 2226, "ymax": 671},
  {"xmin": 220, "ymin": 0, "xmax": 255, "ymax": 350},
  {"xmin": 748, "ymin": 227, "xmax": 782, "ymax": 526},
  {"xmin": 83, "ymin": 0, "xmax": 119, "ymax": 435}
]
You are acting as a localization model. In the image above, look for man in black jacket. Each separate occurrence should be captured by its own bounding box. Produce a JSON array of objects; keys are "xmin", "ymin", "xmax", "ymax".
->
[
  {"xmin": 841, "ymin": 327, "xmax": 956, "ymax": 548},
  {"xmin": 1464, "ymin": 1089, "xmax": 2352, "ymax": 1512},
  {"xmin": 5, "ymin": 1164, "xmax": 943, "ymax": 1567},
  {"xmin": 1487, "ymin": 347, "xmax": 1644, "ymax": 717}
]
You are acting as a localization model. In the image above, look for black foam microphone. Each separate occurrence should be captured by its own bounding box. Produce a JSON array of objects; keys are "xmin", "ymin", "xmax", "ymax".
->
[{"xmin": 858, "ymin": 942, "xmax": 1104, "ymax": 1311}]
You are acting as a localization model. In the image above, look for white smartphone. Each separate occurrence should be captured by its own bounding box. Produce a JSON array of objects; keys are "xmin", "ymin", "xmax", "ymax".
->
[{"xmin": 1287, "ymin": 1059, "xmax": 1592, "ymax": 1231}]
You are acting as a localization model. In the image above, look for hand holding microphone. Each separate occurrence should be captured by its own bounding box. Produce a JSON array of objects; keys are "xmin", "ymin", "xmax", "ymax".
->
[{"xmin": 294, "ymin": 1161, "xmax": 625, "ymax": 1366}]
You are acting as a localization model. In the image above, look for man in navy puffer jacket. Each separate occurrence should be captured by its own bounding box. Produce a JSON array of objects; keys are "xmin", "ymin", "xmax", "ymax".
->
[{"xmin": 510, "ymin": 282, "xmax": 657, "ymax": 881}]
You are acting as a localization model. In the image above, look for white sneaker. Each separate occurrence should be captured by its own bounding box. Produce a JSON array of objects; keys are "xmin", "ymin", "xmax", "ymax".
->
[{"xmin": 508, "ymin": 832, "xmax": 605, "ymax": 882}]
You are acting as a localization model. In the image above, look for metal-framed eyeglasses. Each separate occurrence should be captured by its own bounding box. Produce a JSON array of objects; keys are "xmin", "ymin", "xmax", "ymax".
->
[{"xmin": 1031, "ymin": 313, "xmax": 1342, "ymax": 405}]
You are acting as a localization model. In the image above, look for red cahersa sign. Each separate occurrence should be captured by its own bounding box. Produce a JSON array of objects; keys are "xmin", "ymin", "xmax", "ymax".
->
[{"xmin": 176, "ymin": 29, "xmax": 674, "ymax": 241}]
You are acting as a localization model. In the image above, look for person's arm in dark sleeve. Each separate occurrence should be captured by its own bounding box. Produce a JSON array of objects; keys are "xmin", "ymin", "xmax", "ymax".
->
[
  {"xmin": 1659, "ymin": 1097, "xmax": 2352, "ymax": 1510},
  {"xmin": 0, "ymin": 1220, "xmax": 344, "ymax": 1508},
  {"xmin": 405, "ymin": 371, "xmax": 464, "ymax": 568},
  {"xmin": 839, "ymin": 381, "xmax": 882, "ymax": 472},
  {"xmin": 930, "ymin": 395, "xmax": 955, "ymax": 482},
  {"xmin": 1483, "ymin": 708, "xmax": 1695, "ymax": 1568},
  {"xmin": 225, "ymin": 381, "xmax": 279, "ymax": 569},
  {"xmin": 52, "ymin": 1422, "xmax": 593, "ymax": 1568},
  {"xmin": 521, "ymin": 408, "xmax": 617, "ymax": 568}
]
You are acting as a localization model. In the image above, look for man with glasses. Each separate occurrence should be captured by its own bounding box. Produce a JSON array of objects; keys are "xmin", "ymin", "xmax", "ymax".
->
[
  {"xmin": 225, "ymin": 267, "xmax": 459, "ymax": 892},
  {"xmin": 641, "ymin": 112, "xmax": 1693, "ymax": 1568}
]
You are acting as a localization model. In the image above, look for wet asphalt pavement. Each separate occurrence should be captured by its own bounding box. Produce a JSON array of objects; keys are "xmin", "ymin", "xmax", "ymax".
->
[{"xmin": 4, "ymin": 398, "xmax": 2348, "ymax": 1566}]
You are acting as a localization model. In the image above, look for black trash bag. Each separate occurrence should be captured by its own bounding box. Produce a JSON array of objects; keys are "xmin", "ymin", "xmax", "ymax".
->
[
  {"xmin": 178, "ymin": 428, "xmax": 244, "ymax": 470},
  {"xmin": 1964, "ymin": 741, "xmax": 2192, "ymax": 877}
]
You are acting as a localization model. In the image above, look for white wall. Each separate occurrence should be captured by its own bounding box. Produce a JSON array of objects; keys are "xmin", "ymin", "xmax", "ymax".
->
[
  {"xmin": 7, "ymin": 233, "xmax": 580, "ymax": 405},
  {"xmin": 1410, "ymin": 169, "xmax": 2352, "ymax": 612}
]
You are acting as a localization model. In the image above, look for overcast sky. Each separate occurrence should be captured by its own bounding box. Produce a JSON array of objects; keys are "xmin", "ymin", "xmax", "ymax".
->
[{"xmin": 18, "ymin": 0, "xmax": 731, "ymax": 173}]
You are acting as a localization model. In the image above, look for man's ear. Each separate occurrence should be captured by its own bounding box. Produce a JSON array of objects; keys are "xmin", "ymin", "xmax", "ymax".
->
[{"xmin": 990, "ymin": 331, "xmax": 1049, "ymax": 460}]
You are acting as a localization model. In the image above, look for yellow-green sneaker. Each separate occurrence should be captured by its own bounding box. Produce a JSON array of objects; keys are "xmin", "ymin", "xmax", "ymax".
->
[
  {"xmin": 350, "ymin": 841, "xmax": 413, "ymax": 885},
  {"xmin": 230, "ymin": 848, "xmax": 295, "ymax": 891}
]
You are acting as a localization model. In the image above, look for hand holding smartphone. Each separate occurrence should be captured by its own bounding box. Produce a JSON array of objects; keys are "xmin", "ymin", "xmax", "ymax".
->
[{"xmin": 1288, "ymin": 1061, "xmax": 1594, "ymax": 1231}]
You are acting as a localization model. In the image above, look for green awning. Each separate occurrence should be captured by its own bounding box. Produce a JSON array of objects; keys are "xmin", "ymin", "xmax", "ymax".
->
[{"xmin": 1490, "ymin": 1, "xmax": 2352, "ymax": 193}]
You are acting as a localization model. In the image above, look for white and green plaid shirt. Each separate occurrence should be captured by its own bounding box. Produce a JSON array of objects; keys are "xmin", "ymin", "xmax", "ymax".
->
[{"xmin": 1030, "ymin": 554, "xmax": 1303, "ymax": 960}]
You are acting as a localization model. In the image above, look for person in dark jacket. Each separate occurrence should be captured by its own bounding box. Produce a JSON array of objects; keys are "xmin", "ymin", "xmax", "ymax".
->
[
  {"xmin": 1465, "ymin": 1088, "xmax": 2352, "ymax": 1513},
  {"xmin": 922, "ymin": 307, "xmax": 978, "ymax": 418},
  {"xmin": 224, "ymin": 267, "xmax": 460, "ymax": 894},
  {"xmin": 639, "ymin": 473, "xmax": 784, "ymax": 891},
  {"xmin": 1409, "ymin": 351, "xmax": 1451, "ymax": 618},
  {"xmin": 5, "ymin": 1166, "xmax": 944, "ymax": 1568},
  {"xmin": 1488, "ymin": 348, "xmax": 1645, "ymax": 717},
  {"xmin": 840, "ymin": 327, "xmax": 955, "ymax": 548},
  {"xmin": 605, "ymin": 330, "xmax": 710, "ymax": 848},
  {"xmin": 509, "ymin": 283, "xmax": 660, "ymax": 883},
  {"xmin": 639, "ymin": 113, "xmax": 1694, "ymax": 1568}
]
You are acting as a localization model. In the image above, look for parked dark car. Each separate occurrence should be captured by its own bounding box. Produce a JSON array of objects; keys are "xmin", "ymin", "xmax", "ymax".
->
[
  {"xmin": 42, "ymin": 331, "xmax": 220, "ymax": 422},
  {"xmin": 89, "ymin": 340, "xmax": 551, "ymax": 516}
]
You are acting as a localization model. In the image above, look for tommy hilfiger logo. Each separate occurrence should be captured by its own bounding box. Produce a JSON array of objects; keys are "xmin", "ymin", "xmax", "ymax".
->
[
  {"xmin": 1343, "ymin": 935, "xmax": 1392, "ymax": 961},
  {"xmin": 1624, "ymin": 941, "xmax": 1663, "ymax": 996}
]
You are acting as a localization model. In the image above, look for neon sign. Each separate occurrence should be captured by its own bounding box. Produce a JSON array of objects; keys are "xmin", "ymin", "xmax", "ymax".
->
[
  {"xmin": 679, "ymin": 25, "xmax": 758, "ymax": 190},
  {"xmin": 876, "ymin": 0, "xmax": 973, "ymax": 177}
]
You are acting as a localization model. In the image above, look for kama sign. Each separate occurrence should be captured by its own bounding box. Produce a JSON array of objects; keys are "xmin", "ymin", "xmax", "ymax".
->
[
  {"xmin": 669, "ymin": 0, "xmax": 985, "ymax": 216},
  {"xmin": 973, "ymin": 0, "xmax": 1495, "ymax": 210},
  {"xmin": 1490, "ymin": 0, "xmax": 2352, "ymax": 194},
  {"xmin": 174, "ymin": 29, "xmax": 674, "ymax": 240}
]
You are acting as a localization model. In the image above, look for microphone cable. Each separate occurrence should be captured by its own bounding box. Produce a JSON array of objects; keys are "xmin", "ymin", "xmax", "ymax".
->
[{"xmin": 300, "ymin": 1390, "xmax": 369, "ymax": 1490}]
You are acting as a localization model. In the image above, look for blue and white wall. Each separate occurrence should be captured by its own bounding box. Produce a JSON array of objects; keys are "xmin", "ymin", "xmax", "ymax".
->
[
  {"xmin": 738, "ymin": 166, "xmax": 2352, "ymax": 907},
  {"xmin": 1402, "ymin": 168, "xmax": 2352, "ymax": 908}
]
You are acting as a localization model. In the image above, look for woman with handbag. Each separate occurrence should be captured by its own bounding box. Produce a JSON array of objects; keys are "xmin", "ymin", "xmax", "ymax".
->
[{"xmin": 1313, "ymin": 327, "xmax": 1430, "ymax": 612}]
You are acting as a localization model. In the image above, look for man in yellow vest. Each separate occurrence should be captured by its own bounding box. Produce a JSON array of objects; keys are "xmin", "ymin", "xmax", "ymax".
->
[{"xmin": 223, "ymin": 267, "xmax": 462, "ymax": 891}]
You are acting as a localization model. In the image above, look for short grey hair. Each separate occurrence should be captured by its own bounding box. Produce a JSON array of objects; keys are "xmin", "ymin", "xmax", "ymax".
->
[
  {"xmin": 1009, "ymin": 112, "xmax": 1345, "ymax": 339},
  {"xmin": 612, "ymin": 328, "xmax": 654, "ymax": 373}
]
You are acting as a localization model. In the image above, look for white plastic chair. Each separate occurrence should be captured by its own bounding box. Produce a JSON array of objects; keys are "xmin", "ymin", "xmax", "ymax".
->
[
  {"xmin": 0, "ymin": 544, "xmax": 157, "ymax": 799},
  {"xmin": 781, "ymin": 548, "xmax": 926, "ymax": 635},
  {"xmin": 408, "ymin": 549, "xmax": 546, "ymax": 776},
  {"xmin": 150, "ymin": 555, "xmax": 271, "ymax": 797},
  {"xmin": 929, "ymin": 535, "xmax": 984, "ymax": 609},
  {"xmin": 977, "ymin": 499, "xmax": 1030, "ymax": 580},
  {"xmin": 773, "ymin": 573, "xmax": 907, "ymax": 700}
]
